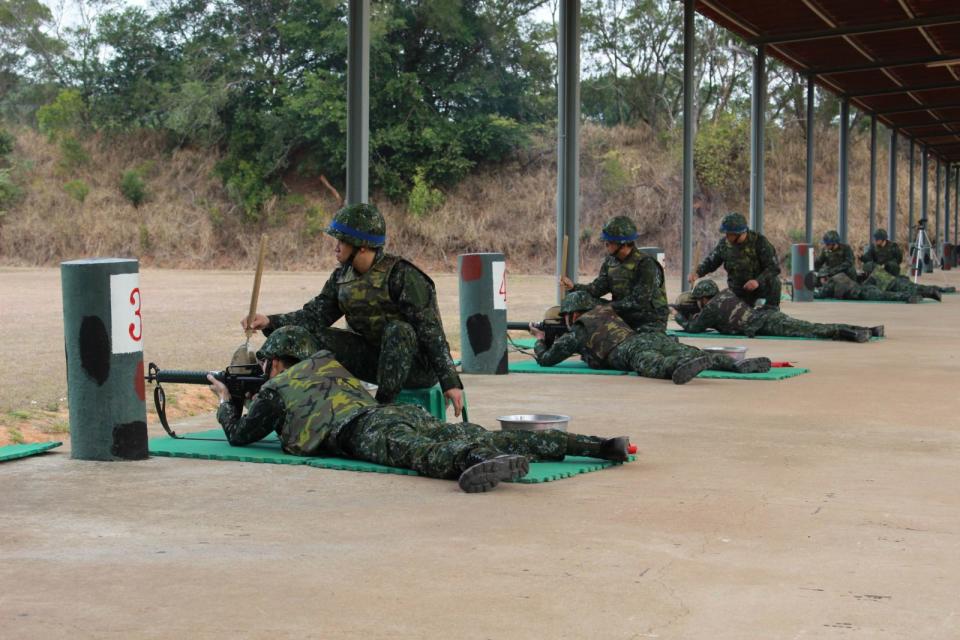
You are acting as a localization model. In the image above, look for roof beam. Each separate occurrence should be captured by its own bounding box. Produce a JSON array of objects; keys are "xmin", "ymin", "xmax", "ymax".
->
[
  {"xmin": 808, "ymin": 54, "xmax": 960, "ymax": 75},
  {"xmin": 847, "ymin": 80, "xmax": 960, "ymax": 98},
  {"xmin": 875, "ymin": 102, "xmax": 960, "ymax": 116},
  {"xmin": 752, "ymin": 14, "xmax": 960, "ymax": 46},
  {"xmin": 900, "ymin": 119, "xmax": 960, "ymax": 131}
]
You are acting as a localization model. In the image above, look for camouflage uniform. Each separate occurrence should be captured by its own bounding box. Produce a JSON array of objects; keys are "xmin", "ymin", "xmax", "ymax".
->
[
  {"xmin": 862, "ymin": 230, "xmax": 903, "ymax": 276},
  {"xmin": 217, "ymin": 350, "xmax": 611, "ymax": 480},
  {"xmin": 534, "ymin": 305, "xmax": 741, "ymax": 379},
  {"xmin": 570, "ymin": 216, "xmax": 668, "ymax": 332},
  {"xmin": 864, "ymin": 268, "xmax": 941, "ymax": 300},
  {"xmin": 264, "ymin": 204, "xmax": 461, "ymax": 403},
  {"xmin": 696, "ymin": 214, "xmax": 782, "ymax": 309},
  {"xmin": 677, "ymin": 289, "xmax": 871, "ymax": 339},
  {"xmin": 815, "ymin": 240, "xmax": 857, "ymax": 280},
  {"xmin": 814, "ymin": 273, "xmax": 915, "ymax": 302}
]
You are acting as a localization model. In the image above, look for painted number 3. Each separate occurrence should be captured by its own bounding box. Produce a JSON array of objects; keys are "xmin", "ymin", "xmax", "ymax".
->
[{"xmin": 128, "ymin": 288, "xmax": 142, "ymax": 341}]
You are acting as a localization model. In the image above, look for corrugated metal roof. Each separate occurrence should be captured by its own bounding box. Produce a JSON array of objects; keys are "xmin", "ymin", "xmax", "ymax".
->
[{"xmin": 696, "ymin": 0, "xmax": 960, "ymax": 162}]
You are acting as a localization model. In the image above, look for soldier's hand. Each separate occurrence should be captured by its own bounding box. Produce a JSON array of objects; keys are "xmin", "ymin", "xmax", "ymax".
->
[
  {"xmin": 241, "ymin": 313, "xmax": 270, "ymax": 332},
  {"xmin": 528, "ymin": 322, "xmax": 546, "ymax": 341},
  {"xmin": 743, "ymin": 279, "xmax": 760, "ymax": 291},
  {"xmin": 206, "ymin": 373, "xmax": 230, "ymax": 402},
  {"xmin": 687, "ymin": 272, "xmax": 697, "ymax": 284},
  {"xmin": 444, "ymin": 388, "xmax": 464, "ymax": 418},
  {"xmin": 559, "ymin": 275, "xmax": 575, "ymax": 289}
]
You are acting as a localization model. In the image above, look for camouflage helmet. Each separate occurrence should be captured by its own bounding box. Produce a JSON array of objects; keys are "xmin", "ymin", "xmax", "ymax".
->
[
  {"xmin": 691, "ymin": 279, "xmax": 719, "ymax": 299},
  {"xmin": 256, "ymin": 326, "xmax": 319, "ymax": 362},
  {"xmin": 326, "ymin": 203, "xmax": 386, "ymax": 248},
  {"xmin": 601, "ymin": 216, "xmax": 639, "ymax": 243},
  {"xmin": 873, "ymin": 228, "xmax": 888, "ymax": 241},
  {"xmin": 719, "ymin": 212, "xmax": 749, "ymax": 234},
  {"xmin": 560, "ymin": 291, "xmax": 598, "ymax": 315},
  {"xmin": 822, "ymin": 230, "xmax": 841, "ymax": 245}
]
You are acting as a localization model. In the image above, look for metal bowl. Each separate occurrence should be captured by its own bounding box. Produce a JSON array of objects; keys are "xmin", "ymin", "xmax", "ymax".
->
[
  {"xmin": 497, "ymin": 414, "xmax": 570, "ymax": 432},
  {"xmin": 702, "ymin": 345, "xmax": 748, "ymax": 362}
]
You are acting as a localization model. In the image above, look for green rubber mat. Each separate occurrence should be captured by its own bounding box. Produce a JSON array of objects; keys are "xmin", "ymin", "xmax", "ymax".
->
[
  {"xmin": 0, "ymin": 441, "xmax": 62, "ymax": 462},
  {"xmin": 510, "ymin": 331, "xmax": 879, "ymax": 346},
  {"xmin": 813, "ymin": 297, "xmax": 935, "ymax": 303},
  {"xmin": 148, "ymin": 430, "xmax": 631, "ymax": 483},
  {"xmin": 509, "ymin": 358, "xmax": 809, "ymax": 380}
]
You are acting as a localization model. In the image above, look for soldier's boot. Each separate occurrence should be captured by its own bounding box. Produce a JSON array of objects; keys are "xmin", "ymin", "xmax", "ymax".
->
[
  {"xmin": 939, "ymin": 286, "xmax": 956, "ymax": 294},
  {"xmin": 870, "ymin": 325, "xmax": 885, "ymax": 338},
  {"xmin": 458, "ymin": 455, "xmax": 529, "ymax": 493},
  {"xmin": 671, "ymin": 356, "xmax": 713, "ymax": 385},
  {"xmin": 907, "ymin": 294, "xmax": 922, "ymax": 304},
  {"xmin": 836, "ymin": 327, "xmax": 870, "ymax": 343},
  {"xmin": 564, "ymin": 434, "xmax": 630, "ymax": 461},
  {"xmin": 924, "ymin": 288, "xmax": 942, "ymax": 302},
  {"xmin": 734, "ymin": 357, "xmax": 772, "ymax": 374}
]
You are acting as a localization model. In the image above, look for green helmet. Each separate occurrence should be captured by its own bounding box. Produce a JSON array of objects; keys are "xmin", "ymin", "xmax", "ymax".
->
[
  {"xmin": 601, "ymin": 216, "xmax": 639, "ymax": 243},
  {"xmin": 719, "ymin": 212, "xmax": 748, "ymax": 234},
  {"xmin": 822, "ymin": 230, "xmax": 841, "ymax": 245},
  {"xmin": 560, "ymin": 291, "xmax": 598, "ymax": 314},
  {"xmin": 256, "ymin": 326, "xmax": 319, "ymax": 362},
  {"xmin": 873, "ymin": 228, "xmax": 888, "ymax": 241},
  {"xmin": 326, "ymin": 203, "xmax": 386, "ymax": 248},
  {"xmin": 691, "ymin": 279, "xmax": 719, "ymax": 299}
]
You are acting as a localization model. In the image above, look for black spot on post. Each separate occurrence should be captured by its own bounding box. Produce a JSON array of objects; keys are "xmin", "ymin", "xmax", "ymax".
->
[
  {"xmin": 466, "ymin": 313, "xmax": 493, "ymax": 355},
  {"xmin": 79, "ymin": 316, "xmax": 110, "ymax": 386},
  {"xmin": 112, "ymin": 421, "xmax": 148, "ymax": 460}
]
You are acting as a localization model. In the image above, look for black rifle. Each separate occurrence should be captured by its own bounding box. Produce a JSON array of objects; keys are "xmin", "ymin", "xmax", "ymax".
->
[
  {"xmin": 145, "ymin": 362, "xmax": 266, "ymax": 438},
  {"xmin": 668, "ymin": 301, "xmax": 701, "ymax": 318},
  {"xmin": 506, "ymin": 320, "xmax": 568, "ymax": 347}
]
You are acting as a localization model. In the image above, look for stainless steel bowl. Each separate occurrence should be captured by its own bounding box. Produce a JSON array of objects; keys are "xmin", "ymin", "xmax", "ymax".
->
[
  {"xmin": 702, "ymin": 345, "xmax": 748, "ymax": 362},
  {"xmin": 497, "ymin": 414, "xmax": 570, "ymax": 432}
]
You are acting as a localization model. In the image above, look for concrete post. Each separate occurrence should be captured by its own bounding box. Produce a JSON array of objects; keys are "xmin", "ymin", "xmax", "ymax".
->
[
  {"xmin": 61, "ymin": 258, "xmax": 148, "ymax": 461},
  {"xmin": 791, "ymin": 244, "xmax": 815, "ymax": 302},
  {"xmin": 458, "ymin": 253, "xmax": 507, "ymax": 375}
]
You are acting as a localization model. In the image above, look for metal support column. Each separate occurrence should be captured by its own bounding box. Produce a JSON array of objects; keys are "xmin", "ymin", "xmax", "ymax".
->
[
  {"xmin": 556, "ymin": 0, "xmax": 581, "ymax": 298},
  {"xmin": 920, "ymin": 146, "xmax": 928, "ymax": 235},
  {"xmin": 935, "ymin": 157, "xmax": 941, "ymax": 249},
  {"xmin": 888, "ymin": 129, "xmax": 897, "ymax": 241},
  {"xmin": 838, "ymin": 99, "xmax": 850, "ymax": 242},
  {"xmin": 955, "ymin": 166, "xmax": 959, "ymax": 246},
  {"xmin": 908, "ymin": 140, "xmax": 915, "ymax": 243},
  {"xmin": 681, "ymin": 0, "xmax": 695, "ymax": 290},
  {"xmin": 346, "ymin": 0, "xmax": 370, "ymax": 205},
  {"xmin": 946, "ymin": 162, "xmax": 952, "ymax": 245},
  {"xmin": 750, "ymin": 44, "xmax": 766, "ymax": 235},
  {"xmin": 805, "ymin": 76, "xmax": 815, "ymax": 244},
  {"xmin": 869, "ymin": 115, "xmax": 877, "ymax": 238}
]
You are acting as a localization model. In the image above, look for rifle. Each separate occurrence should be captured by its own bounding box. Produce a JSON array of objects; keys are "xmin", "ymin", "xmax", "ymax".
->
[
  {"xmin": 668, "ymin": 301, "xmax": 701, "ymax": 318},
  {"xmin": 506, "ymin": 304, "xmax": 569, "ymax": 347},
  {"xmin": 145, "ymin": 362, "xmax": 267, "ymax": 439}
]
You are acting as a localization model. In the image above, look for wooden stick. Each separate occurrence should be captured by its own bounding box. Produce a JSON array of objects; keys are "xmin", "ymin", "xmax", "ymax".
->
[
  {"xmin": 560, "ymin": 234, "xmax": 570, "ymax": 298},
  {"xmin": 245, "ymin": 234, "xmax": 268, "ymax": 341}
]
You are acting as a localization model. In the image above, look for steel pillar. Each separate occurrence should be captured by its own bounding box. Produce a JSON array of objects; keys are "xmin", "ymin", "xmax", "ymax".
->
[
  {"xmin": 888, "ymin": 129, "xmax": 897, "ymax": 241},
  {"xmin": 556, "ymin": 0, "xmax": 581, "ymax": 300},
  {"xmin": 681, "ymin": 0, "xmax": 695, "ymax": 291},
  {"xmin": 749, "ymin": 44, "xmax": 766, "ymax": 235},
  {"xmin": 838, "ymin": 99, "xmax": 850, "ymax": 242},
  {"xmin": 869, "ymin": 115, "xmax": 877, "ymax": 238},
  {"xmin": 908, "ymin": 140, "xmax": 915, "ymax": 243},
  {"xmin": 935, "ymin": 157, "xmax": 941, "ymax": 249},
  {"xmin": 946, "ymin": 162, "xmax": 952, "ymax": 244},
  {"xmin": 921, "ymin": 146, "xmax": 928, "ymax": 237},
  {"xmin": 346, "ymin": 0, "xmax": 370, "ymax": 205},
  {"xmin": 955, "ymin": 166, "xmax": 959, "ymax": 246},
  {"xmin": 805, "ymin": 76, "xmax": 815, "ymax": 244}
]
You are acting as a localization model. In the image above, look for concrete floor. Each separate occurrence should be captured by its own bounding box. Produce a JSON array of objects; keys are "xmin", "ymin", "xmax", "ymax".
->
[{"xmin": 2, "ymin": 269, "xmax": 959, "ymax": 639}]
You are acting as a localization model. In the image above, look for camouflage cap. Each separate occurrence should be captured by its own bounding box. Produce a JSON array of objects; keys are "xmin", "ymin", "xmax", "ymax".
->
[
  {"xmin": 601, "ymin": 216, "xmax": 639, "ymax": 243},
  {"xmin": 691, "ymin": 279, "xmax": 719, "ymax": 299},
  {"xmin": 326, "ymin": 203, "xmax": 386, "ymax": 248},
  {"xmin": 560, "ymin": 291, "xmax": 599, "ymax": 314},
  {"xmin": 873, "ymin": 228, "xmax": 888, "ymax": 241},
  {"xmin": 822, "ymin": 230, "xmax": 841, "ymax": 244},
  {"xmin": 719, "ymin": 212, "xmax": 749, "ymax": 234},
  {"xmin": 256, "ymin": 326, "xmax": 320, "ymax": 362}
]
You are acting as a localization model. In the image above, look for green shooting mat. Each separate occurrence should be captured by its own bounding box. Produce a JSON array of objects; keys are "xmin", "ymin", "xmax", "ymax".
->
[
  {"xmin": 148, "ymin": 430, "xmax": 632, "ymax": 483},
  {"xmin": 0, "ymin": 441, "xmax": 62, "ymax": 463},
  {"xmin": 509, "ymin": 331, "xmax": 879, "ymax": 346},
  {"xmin": 508, "ymin": 358, "xmax": 809, "ymax": 380},
  {"xmin": 813, "ymin": 297, "xmax": 935, "ymax": 303}
]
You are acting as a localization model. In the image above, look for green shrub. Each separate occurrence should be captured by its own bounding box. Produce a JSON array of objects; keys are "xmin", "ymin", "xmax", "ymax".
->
[
  {"xmin": 139, "ymin": 224, "xmax": 151, "ymax": 250},
  {"xmin": 59, "ymin": 136, "xmax": 89, "ymax": 172},
  {"xmin": 7, "ymin": 427, "xmax": 25, "ymax": 444},
  {"xmin": 407, "ymin": 169, "xmax": 444, "ymax": 217},
  {"xmin": 63, "ymin": 179, "xmax": 90, "ymax": 202},
  {"xmin": 221, "ymin": 160, "xmax": 273, "ymax": 222},
  {"xmin": 120, "ymin": 169, "xmax": 147, "ymax": 207},
  {"xmin": 0, "ymin": 168, "xmax": 22, "ymax": 210},
  {"xmin": 694, "ymin": 114, "xmax": 750, "ymax": 198},
  {"xmin": 600, "ymin": 150, "xmax": 630, "ymax": 194},
  {"xmin": 304, "ymin": 205, "xmax": 327, "ymax": 237},
  {"xmin": 37, "ymin": 90, "xmax": 86, "ymax": 141},
  {"xmin": 0, "ymin": 129, "xmax": 14, "ymax": 156}
]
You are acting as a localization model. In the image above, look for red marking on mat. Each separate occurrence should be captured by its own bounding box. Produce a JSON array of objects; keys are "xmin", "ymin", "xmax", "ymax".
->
[
  {"xmin": 134, "ymin": 360, "xmax": 145, "ymax": 401},
  {"xmin": 771, "ymin": 361, "xmax": 792, "ymax": 368},
  {"xmin": 793, "ymin": 274, "xmax": 805, "ymax": 290},
  {"xmin": 461, "ymin": 255, "xmax": 482, "ymax": 281}
]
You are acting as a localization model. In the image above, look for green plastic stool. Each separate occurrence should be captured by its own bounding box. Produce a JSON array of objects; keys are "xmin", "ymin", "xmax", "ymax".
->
[{"xmin": 396, "ymin": 385, "xmax": 467, "ymax": 422}]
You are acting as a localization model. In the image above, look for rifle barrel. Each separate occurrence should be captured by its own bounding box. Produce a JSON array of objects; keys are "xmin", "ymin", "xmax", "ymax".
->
[
  {"xmin": 151, "ymin": 369, "xmax": 221, "ymax": 385},
  {"xmin": 506, "ymin": 321, "xmax": 532, "ymax": 331}
]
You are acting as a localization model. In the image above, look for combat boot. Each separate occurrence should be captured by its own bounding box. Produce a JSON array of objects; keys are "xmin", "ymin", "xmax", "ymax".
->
[
  {"xmin": 925, "ymin": 289, "xmax": 942, "ymax": 302},
  {"xmin": 870, "ymin": 325, "xmax": 885, "ymax": 338},
  {"xmin": 671, "ymin": 356, "xmax": 713, "ymax": 385},
  {"xmin": 597, "ymin": 436, "xmax": 631, "ymax": 462},
  {"xmin": 837, "ymin": 327, "xmax": 870, "ymax": 343},
  {"xmin": 458, "ymin": 455, "xmax": 529, "ymax": 493},
  {"xmin": 735, "ymin": 357, "xmax": 771, "ymax": 374},
  {"xmin": 940, "ymin": 286, "xmax": 956, "ymax": 294}
]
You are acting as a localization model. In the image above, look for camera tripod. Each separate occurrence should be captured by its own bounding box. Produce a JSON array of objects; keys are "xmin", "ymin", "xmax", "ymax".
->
[{"xmin": 910, "ymin": 225, "xmax": 939, "ymax": 283}]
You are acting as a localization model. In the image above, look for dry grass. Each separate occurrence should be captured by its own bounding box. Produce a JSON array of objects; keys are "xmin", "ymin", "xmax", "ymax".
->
[{"xmin": 0, "ymin": 120, "xmax": 942, "ymax": 276}]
